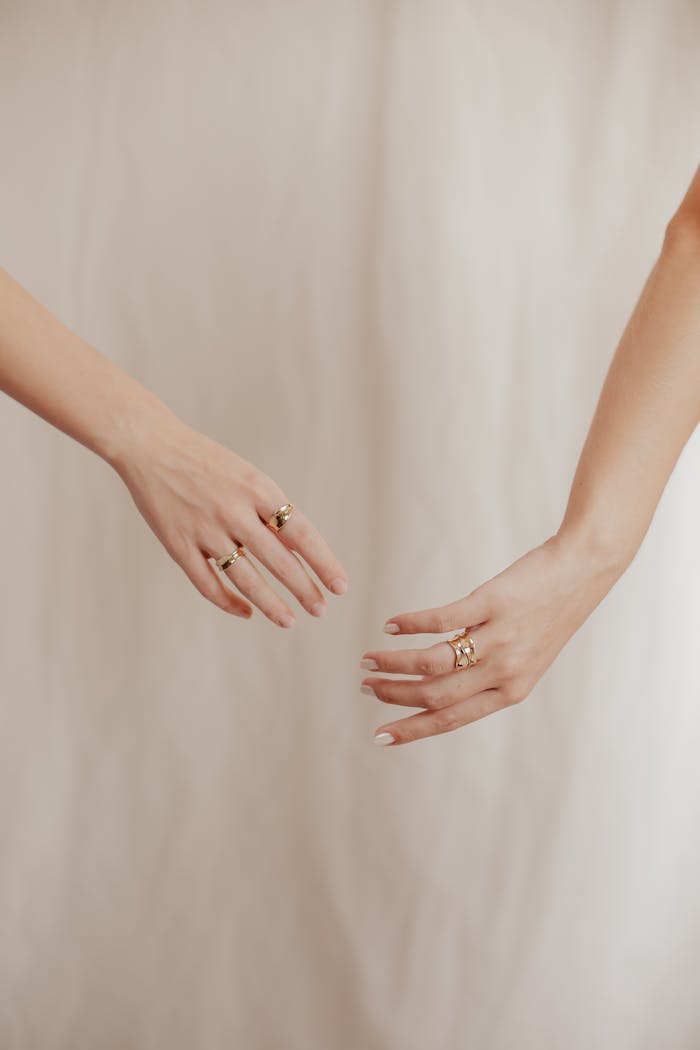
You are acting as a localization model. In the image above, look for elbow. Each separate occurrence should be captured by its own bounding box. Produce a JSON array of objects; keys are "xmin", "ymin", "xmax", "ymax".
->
[{"xmin": 663, "ymin": 207, "xmax": 700, "ymax": 256}]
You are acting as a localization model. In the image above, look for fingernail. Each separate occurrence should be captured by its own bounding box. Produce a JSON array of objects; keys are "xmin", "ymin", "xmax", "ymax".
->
[
  {"xmin": 330, "ymin": 577, "xmax": 348, "ymax": 596},
  {"xmin": 278, "ymin": 613, "xmax": 295, "ymax": 628},
  {"xmin": 374, "ymin": 732, "xmax": 395, "ymax": 746},
  {"xmin": 360, "ymin": 658, "xmax": 378, "ymax": 670},
  {"xmin": 310, "ymin": 602, "xmax": 326, "ymax": 618},
  {"xmin": 384, "ymin": 622, "xmax": 400, "ymax": 634},
  {"xmin": 360, "ymin": 684, "xmax": 376, "ymax": 696}
]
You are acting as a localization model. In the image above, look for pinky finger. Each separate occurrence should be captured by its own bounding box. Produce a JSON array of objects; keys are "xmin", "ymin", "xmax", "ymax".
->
[
  {"xmin": 180, "ymin": 552, "xmax": 254, "ymax": 619},
  {"xmin": 373, "ymin": 689, "xmax": 504, "ymax": 746}
]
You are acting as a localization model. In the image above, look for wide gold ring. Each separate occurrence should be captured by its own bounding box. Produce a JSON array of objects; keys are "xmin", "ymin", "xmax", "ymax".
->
[
  {"xmin": 447, "ymin": 631, "xmax": 478, "ymax": 670},
  {"xmin": 268, "ymin": 503, "xmax": 295, "ymax": 532},
  {"xmin": 215, "ymin": 546, "xmax": 246, "ymax": 572}
]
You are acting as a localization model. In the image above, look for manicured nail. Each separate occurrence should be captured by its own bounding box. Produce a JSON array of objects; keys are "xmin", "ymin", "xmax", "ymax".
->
[
  {"xmin": 278, "ymin": 613, "xmax": 295, "ymax": 628},
  {"xmin": 310, "ymin": 602, "xmax": 326, "ymax": 618},
  {"xmin": 374, "ymin": 732, "xmax": 395, "ymax": 746},
  {"xmin": 360, "ymin": 658, "xmax": 378, "ymax": 670},
  {"xmin": 330, "ymin": 577, "xmax": 348, "ymax": 596},
  {"xmin": 360, "ymin": 684, "xmax": 376, "ymax": 696},
  {"xmin": 384, "ymin": 622, "xmax": 400, "ymax": 634}
]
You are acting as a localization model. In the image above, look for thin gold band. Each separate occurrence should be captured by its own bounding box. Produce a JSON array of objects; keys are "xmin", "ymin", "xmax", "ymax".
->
[{"xmin": 216, "ymin": 546, "xmax": 246, "ymax": 572}]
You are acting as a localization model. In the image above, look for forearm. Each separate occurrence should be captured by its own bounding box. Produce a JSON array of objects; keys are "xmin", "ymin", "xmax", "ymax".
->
[
  {"xmin": 557, "ymin": 172, "xmax": 700, "ymax": 574},
  {"xmin": 0, "ymin": 266, "xmax": 174, "ymax": 470},
  {"xmin": 0, "ymin": 269, "xmax": 348, "ymax": 621}
]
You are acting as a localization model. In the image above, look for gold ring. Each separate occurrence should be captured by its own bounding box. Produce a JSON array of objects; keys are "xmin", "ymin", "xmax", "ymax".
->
[
  {"xmin": 268, "ymin": 503, "xmax": 295, "ymax": 532},
  {"xmin": 215, "ymin": 546, "xmax": 246, "ymax": 572},
  {"xmin": 447, "ymin": 631, "xmax": 478, "ymax": 670}
]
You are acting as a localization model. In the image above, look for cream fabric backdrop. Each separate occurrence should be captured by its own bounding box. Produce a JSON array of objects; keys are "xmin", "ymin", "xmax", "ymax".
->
[{"xmin": 1, "ymin": 2, "xmax": 699, "ymax": 1048}]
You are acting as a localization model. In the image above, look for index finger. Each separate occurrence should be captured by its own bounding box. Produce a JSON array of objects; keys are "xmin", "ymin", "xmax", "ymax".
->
[
  {"xmin": 273, "ymin": 508, "xmax": 348, "ymax": 596},
  {"xmin": 383, "ymin": 589, "xmax": 491, "ymax": 636}
]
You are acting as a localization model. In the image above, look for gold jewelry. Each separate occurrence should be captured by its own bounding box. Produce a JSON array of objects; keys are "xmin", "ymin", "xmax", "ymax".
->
[
  {"xmin": 447, "ymin": 631, "xmax": 478, "ymax": 670},
  {"xmin": 268, "ymin": 503, "xmax": 295, "ymax": 532},
  {"xmin": 215, "ymin": 546, "xmax": 246, "ymax": 572}
]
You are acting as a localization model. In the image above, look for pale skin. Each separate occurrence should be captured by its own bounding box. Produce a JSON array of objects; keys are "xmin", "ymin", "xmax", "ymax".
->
[
  {"xmin": 362, "ymin": 166, "xmax": 700, "ymax": 747},
  {"xmin": 0, "ymin": 271, "xmax": 348, "ymax": 625}
]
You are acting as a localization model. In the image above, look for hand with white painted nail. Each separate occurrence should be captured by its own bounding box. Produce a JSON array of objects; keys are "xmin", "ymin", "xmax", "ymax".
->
[
  {"xmin": 361, "ymin": 533, "xmax": 625, "ymax": 746},
  {"xmin": 361, "ymin": 166, "xmax": 700, "ymax": 742}
]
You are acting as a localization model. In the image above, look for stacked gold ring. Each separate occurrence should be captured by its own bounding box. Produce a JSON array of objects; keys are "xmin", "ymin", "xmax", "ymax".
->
[
  {"xmin": 215, "ymin": 546, "xmax": 246, "ymax": 572},
  {"xmin": 447, "ymin": 631, "xmax": 478, "ymax": 670},
  {"xmin": 268, "ymin": 503, "xmax": 295, "ymax": 532}
]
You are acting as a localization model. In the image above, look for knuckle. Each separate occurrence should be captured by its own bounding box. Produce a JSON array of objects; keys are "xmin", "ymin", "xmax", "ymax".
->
[
  {"xmin": 417, "ymin": 684, "xmax": 440, "ymax": 709},
  {"xmin": 486, "ymin": 590, "xmax": 507, "ymax": 618},
  {"xmin": 214, "ymin": 497, "xmax": 235, "ymax": 522},
  {"xmin": 496, "ymin": 651, "xmax": 521, "ymax": 680},
  {"xmin": 417, "ymin": 655, "xmax": 440, "ymax": 676},
  {"xmin": 502, "ymin": 677, "xmax": 528, "ymax": 706},
  {"xmin": 258, "ymin": 477, "xmax": 285, "ymax": 507},
  {"xmin": 269, "ymin": 554, "xmax": 296, "ymax": 584},
  {"xmin": 433, "ymin": 707, "xmax": 461, "ymax": 733}
]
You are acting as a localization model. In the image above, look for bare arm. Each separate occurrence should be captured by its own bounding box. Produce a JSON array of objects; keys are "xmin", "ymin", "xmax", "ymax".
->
[
  {"xmin": 362, "ymin": 167, "xmax": 700, "ymax": 746},
  {"xmin": 0, "ymin": 268, "xmax": 166, "ymax": 466},
  {"xmin": 0, "ymin": 270, "xmax": 348, "ymax": 623},
  {"xmin": 559, "ymin": 166, "xmax": 700, "ymax": 568}
]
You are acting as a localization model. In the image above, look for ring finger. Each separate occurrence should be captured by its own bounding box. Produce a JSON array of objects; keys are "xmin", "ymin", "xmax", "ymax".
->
[
  {"xmin": 211, "ymin": 541, "xmax": 297, "ymax": 628},
  {"xmin": 241, "ymin": 518, "xmax": 328, "ymax": 617},
  {"xmin": 362, "ymin": 661, "xmax": 496, "ymax": 710}
]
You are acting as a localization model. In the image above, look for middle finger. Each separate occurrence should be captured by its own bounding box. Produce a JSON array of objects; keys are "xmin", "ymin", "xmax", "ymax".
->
[
  {"xmin": 361, "ymin": 622, "xmax": 497, "ymax": 678},
  {"xmin": 238, "ymin": 517, "xmax": 327, "ymax": 617}
]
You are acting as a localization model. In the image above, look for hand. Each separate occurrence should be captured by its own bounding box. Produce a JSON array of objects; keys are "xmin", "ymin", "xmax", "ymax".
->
[
  {"xmin": 360, "ymin": 533, "xmax": 625, "ymax": 746},
  {"xmin": 114, "ymin": 410, "xmax": 348, "ymax": 625}
]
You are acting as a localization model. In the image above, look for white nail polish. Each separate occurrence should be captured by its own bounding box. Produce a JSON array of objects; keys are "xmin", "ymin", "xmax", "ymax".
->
[
  {"xmin": 384, "ymin": 622, "xmax": 400, "ymax": 634},
  {"xmin": 360, "ymin": 658, "xmax": 378, "ymax": 670},
  {"xmin": 360, "ymin": 684, "xmax": 376, "ymax": 696},
  {"xmin": 374, "ymin": 732, "xmax": 395, "ymax": 746}
]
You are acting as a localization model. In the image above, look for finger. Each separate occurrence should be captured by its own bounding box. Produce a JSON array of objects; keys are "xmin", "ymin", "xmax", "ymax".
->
[
  {"xmin": 217, "ymin": 547, "xmax": 297, "ymax": 629},
  {"xmin": 383, "ymin": 587, "xmax": 491, "ymax": 636},
  {"xmin": 361, "ymin": 623, "xmax": 497, "ymax": 677},
  {"xmin": 373, "ymin": 689, "xmax": 505, "ymax": 746},
  {"xmin": 271, "ymin": 508, "xmax": 348, "ymax": 596},
  {"xmin": 180, "ymin": 550, "xmax": 253, "ymax": 619},
  {"xmin": 362, "ymin": 663, "xmax": 494, "ymax": 710},
  {"xmin": 239, "ymin": 517, "xmax": 329, "ymax": 617}
]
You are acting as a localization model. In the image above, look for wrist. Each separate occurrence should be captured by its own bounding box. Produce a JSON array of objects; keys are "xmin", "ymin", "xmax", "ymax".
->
[
  {"xmin": 552, "ymin": 517, "xmax": 636, "ymax": 582},
  {"xmin": 95, "ymin": 381, "xmax": 181, "ymax": 477}
]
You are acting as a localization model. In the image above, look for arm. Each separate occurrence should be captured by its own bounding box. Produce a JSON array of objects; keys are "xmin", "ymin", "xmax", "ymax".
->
[
  {"xmin": 361, "ymin": 167, "xmax": 700, "ymax": 746},
  {"xmin": 0, "ymin": 267, "xmax": 348, "ymax": 623},
  {"xmin": 559, "ymin": 168, "xmax": 700, "ymax": 569}
]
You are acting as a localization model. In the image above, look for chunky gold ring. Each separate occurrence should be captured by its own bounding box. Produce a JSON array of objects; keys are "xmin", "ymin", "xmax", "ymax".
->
[
  {"xmin": 215, "ymin": 546, "xmax": 246, "ymax": 572},
  {"xmin": 447, "ymin": 631, "xmax": 478, "ymax": 670},
  {"xmin": 268, "ymin": 503, "xmax": 295, "ymax": 532}
]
